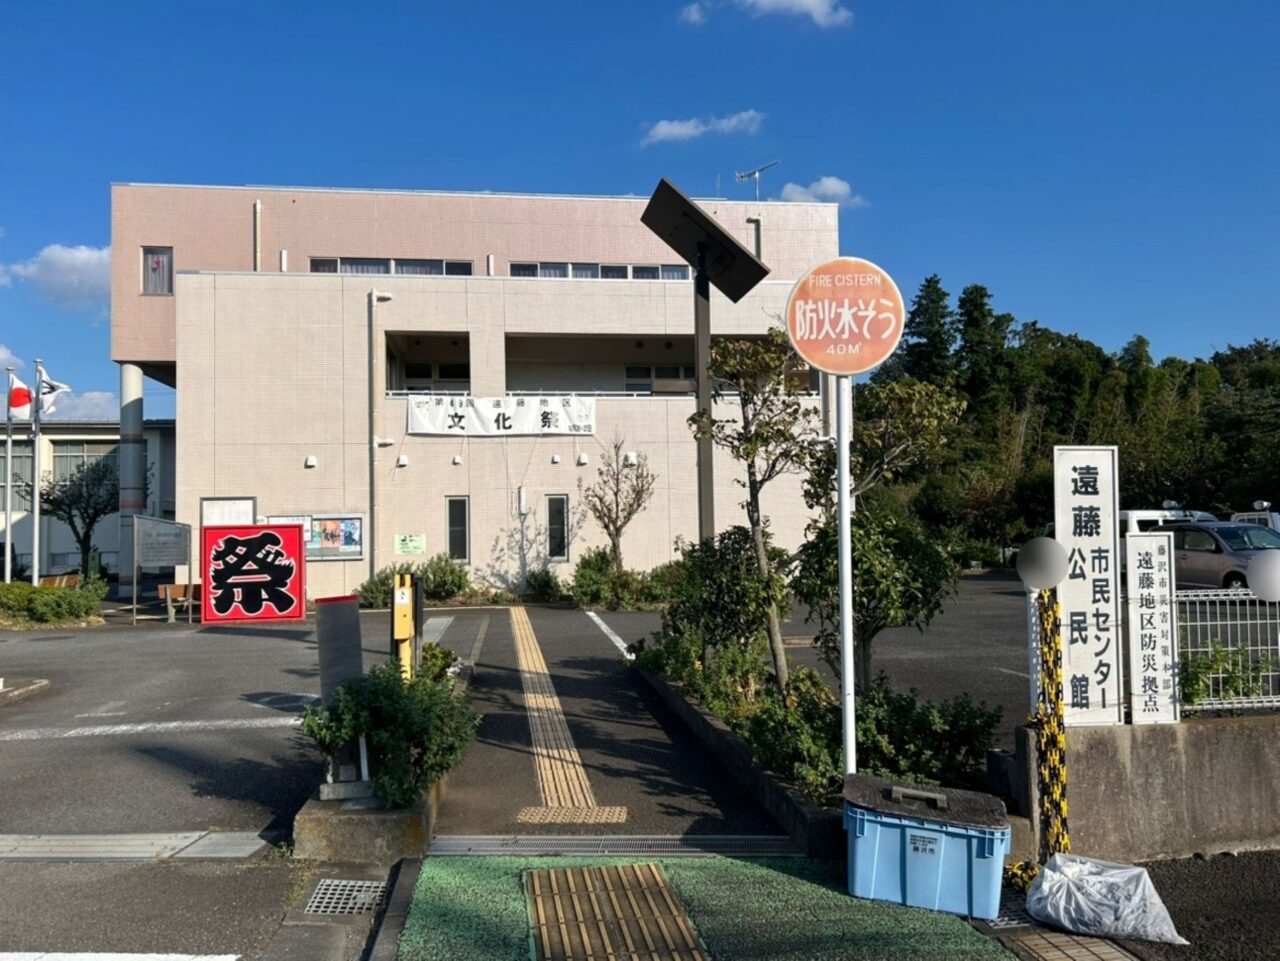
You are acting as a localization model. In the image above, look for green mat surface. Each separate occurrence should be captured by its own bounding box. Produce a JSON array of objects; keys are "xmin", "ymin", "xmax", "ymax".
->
[{"xmin": 399, "ymin": 857, "xmax": 1012, "ymax": 961}]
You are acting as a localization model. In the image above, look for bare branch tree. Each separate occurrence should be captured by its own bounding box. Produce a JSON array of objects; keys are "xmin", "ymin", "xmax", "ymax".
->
[{"xmin": 580, "ymin": 437, "xmax": 656, "ymax": 573}]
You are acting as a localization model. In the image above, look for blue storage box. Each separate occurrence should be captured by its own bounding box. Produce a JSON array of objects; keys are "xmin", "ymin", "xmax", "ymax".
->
[{"xmin": 843, "ymin": 774, "xmax": 1010, "ymax": 920}]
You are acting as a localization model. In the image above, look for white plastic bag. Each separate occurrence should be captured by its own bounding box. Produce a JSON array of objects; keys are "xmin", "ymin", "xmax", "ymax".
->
[{"xmin": 1025, "ymin": 853, "xmax": 1188, "ymax": 945}]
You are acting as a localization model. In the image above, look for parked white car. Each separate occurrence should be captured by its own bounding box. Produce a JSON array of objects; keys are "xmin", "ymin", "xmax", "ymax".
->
[{"xmin": 1230, "ymin": 511, "xmax": 1280, "ymax": 534}]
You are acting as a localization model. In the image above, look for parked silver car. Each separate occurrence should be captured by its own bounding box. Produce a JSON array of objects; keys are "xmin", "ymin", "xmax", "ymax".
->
[{"xmin": 1152, "ymin": 522, "xmax": 1280, "ymax": 590}]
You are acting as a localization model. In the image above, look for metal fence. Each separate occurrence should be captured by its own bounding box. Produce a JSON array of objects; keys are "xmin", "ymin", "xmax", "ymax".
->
[{"xmin": 1175, "ymin": 590, "xmax": 1280, "ymax": 711}]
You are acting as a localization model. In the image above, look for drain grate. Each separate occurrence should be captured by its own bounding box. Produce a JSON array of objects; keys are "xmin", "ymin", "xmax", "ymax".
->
[
  {"xmin": 986, "ymin": 889, "xmax": 1036, "ymax": 931},
  {"xmin": 430, "ymin": 835, "xmax": 801, "ymax": 857},
  {"xmin": 305, "ymin": 878, "xmax": 388, "ymax": 915}
]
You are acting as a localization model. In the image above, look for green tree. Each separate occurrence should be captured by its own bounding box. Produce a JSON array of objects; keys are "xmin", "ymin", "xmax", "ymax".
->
[
  {"xmin": 33, "ymin": 458, "xmax": 120, "ymax": 577},
  {"xmin": 690, "ymin": 327, "xmax": 819, "ymax": 691},
  {"xmin": 954, "ymin": 284, "xmax": 1014, "ymax": 410},
  {"xmin": 899, "ymin": 274, "xmax": 957, "ymax": 384},
  {"xmin": 792, "ymin": 493, "xmax": 956, "ymax": 691}
]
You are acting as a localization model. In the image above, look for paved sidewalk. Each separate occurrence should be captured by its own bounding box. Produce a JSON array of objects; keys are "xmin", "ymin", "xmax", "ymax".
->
[{"xmin": 432, "ymin": 607, "xmax": 782, "ymax": 837}]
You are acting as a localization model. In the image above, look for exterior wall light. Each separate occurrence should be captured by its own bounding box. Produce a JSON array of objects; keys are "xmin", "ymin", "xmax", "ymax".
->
[
  {"xmin": 577, "ymin": 453, "xmax": 589, "ymax": 466},
  {"xmin": 396, "ymin": 454, "xmax": 409, "ymax": 468},
  {"xmin": 551, "ymin": 454, "xmax": 561, "ymax": 465},
  {"xmin": 304, "ymin": 455, "xmax": 318, "ymax": 468},
  {"xmin": 452, "ymin": 455, "xmax": 462, "ymax": 466}
]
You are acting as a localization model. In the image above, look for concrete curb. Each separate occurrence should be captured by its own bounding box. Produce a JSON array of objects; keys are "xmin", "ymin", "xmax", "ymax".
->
[
  {"xmin": 367, "ymin": 857, "xmax": 422, "ymax": 961},
  {"xmin": 0, "ymin": 678, "xmax": 50, "ymax": 705},
  {"xmin": 636, "ymin": 667, "xmax": 844, "ymax": 859}
]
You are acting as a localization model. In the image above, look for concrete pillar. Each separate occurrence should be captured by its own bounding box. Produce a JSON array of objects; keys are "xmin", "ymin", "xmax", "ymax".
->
[{"xmin": 117, "ymin": 363, "xmax": 145, "ymax": 599}]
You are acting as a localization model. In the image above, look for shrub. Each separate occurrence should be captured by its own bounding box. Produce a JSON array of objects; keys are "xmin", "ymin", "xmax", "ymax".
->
[
  {"xmin": 523, "ymin": 567, "xmax": 564, "ymax": 602},
  {"xmin": 734, "ymin": 672, "xmax": 1002, "ymax": 805},
  {"xmin": 419, "ymin": 641, "xmax": 460, "ymax": 682},
  {"xmin": 356, "ymin": 563, "xmax": 416, "ymax": 609},
  {"xmin": 301, "ymin": 662, "xmax": 480, "ymax": 808},
  {"xmin": 571, "ymin": 547, "xmax": 616, "ymax": 608},
  {"xmin": 418, "ymin": 553, "xmax": 470, "ymax": 601},
  {"xmin": 0, "ymin": 582, "xmax": 35, "ymax": 618},
  {"xmin": 1180, "ymin": 641, "xmax": 1271, "ymax": 706},
  {"xmin": 640, "ymin": 559, "xmax": 684, "ymax": 605},
  {"xmin": 357, "ymin": 556, "xmax": 471, "ymax": 608},
  {"xmin": 0, "ymin": 580, "xmax": 105, "ymax": 624}
]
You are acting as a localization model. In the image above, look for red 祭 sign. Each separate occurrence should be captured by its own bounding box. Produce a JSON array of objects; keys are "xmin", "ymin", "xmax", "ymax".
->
[
  {"xmin": 201, "ymin": 524, "xmax": 306, "ymax": 624},
  {"xmin": 785, "ymin": 256, "xmax": 906, "ymax": 376}
]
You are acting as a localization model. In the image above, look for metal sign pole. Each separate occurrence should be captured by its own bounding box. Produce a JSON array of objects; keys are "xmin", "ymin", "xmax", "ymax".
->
[
  {"xmin": 131, "ymin": 518, "xmax": 138, "ymax": 626},
  {"xmin": 836, "ymin": 374, "xmax": 856, "ymax": 775}
]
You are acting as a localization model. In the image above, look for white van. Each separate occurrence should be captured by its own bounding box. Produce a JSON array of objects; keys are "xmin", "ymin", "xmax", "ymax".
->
[
  {"xmin": 1231, "ymin": 511, "xmax": 1280, "ymax": 534},
  {"xmin": 1121, "ymin": 509, "xmax": 1217, "ymax": 534}
]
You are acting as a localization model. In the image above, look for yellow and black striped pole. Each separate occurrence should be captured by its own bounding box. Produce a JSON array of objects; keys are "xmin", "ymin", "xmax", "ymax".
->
[{"xmin": 1006, "ymin": 588, "xmax": 1070, "ymax": 892}]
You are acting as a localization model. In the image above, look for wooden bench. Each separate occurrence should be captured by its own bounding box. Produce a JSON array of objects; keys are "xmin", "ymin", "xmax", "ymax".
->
[
  {"xmin": 159, "ymin": 583, "xmax": 202, "ymax": 622},
  {"xmin": 38, "ymin": 573, "xmax": 82, "ymax": 588}
]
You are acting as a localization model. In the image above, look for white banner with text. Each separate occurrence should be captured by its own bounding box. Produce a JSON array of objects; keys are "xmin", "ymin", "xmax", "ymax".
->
[{"xmin": 407, "ymin": 395, "xmax": 596, "ymax": 437}]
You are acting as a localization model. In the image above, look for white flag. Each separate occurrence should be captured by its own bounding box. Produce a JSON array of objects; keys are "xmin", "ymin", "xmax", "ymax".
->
[
  {"xmin": 7, "ymin": 374, "xmax": 32, "ymax": 421},
  {"xmin": 39, "ymin": 375, "xmax": 70, "ymax": 416}
]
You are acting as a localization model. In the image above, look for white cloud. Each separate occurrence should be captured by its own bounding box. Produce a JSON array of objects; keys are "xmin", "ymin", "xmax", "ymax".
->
[
  {"xmin": 738, "ymin": 0, "xmax": 852, "ymax": 27},
  {"xmin": 44, "ymin": 390, "xmax": 118, "ymax": 421},
  {"xmin": 3, "ymin": 244, "xmax": 111, "ymax": 311},
  {"xmin": 642, "ymin": 108, "xmax": 765, "ymax": 146},
  {"xmin": 778, "ymin": 175, "xmax": 868, "ymax": 207},
  {"xmin": 683, "ymin": 0, "xmax": 852, "ymax": 28},
  {"xmin": 679, "ymin": 2, "xmax": 708, "ymax": 24},
  {"xmin": 0, "ymin": 344, "xmax": 23, "ymax": 370}
]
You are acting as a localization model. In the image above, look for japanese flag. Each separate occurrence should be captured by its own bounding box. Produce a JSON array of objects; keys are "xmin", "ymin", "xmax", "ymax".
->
[
  {"xmin": 7, "ymin": 375, "xmax": 32, "ymax": 421},
  {"xmin": 39, "ymin": 375, "xmax": 70, "ymax": 416}
]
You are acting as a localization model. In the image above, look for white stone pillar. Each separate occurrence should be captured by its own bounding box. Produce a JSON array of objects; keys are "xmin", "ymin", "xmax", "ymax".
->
[{"xmin": 117, "ymin": 363, "xmax": 146, "ymax": 599}]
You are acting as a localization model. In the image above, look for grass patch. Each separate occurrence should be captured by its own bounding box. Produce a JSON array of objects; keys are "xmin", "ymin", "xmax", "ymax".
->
[{"xmin": 400, "ymin": 857, "xmax": 1011, "ymax": 961}]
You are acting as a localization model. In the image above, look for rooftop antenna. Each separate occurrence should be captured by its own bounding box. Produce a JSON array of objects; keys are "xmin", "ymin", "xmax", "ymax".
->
[{"xmin": 735, "ymin": 159, "xmax": 780, "ymax": 202}]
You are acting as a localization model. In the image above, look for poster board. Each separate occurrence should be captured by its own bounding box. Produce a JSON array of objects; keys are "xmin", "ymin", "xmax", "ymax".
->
[
  {"xmin": 200, "ymin": 524, "xmax": 306, "ymax": 624},
  {"xmin": 134, "ymin": 516, "xmax": 191, "ymax": 567},
  {"xmin": 200, "ymin": 496, "xmax": 258, "ymax": 527},
  {"xmin": 267, "ymin": 514, "xmax": 365, "ymax": 561}
]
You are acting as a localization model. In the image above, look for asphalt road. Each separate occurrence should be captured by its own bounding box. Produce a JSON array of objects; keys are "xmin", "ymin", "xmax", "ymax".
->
[
  {"xmin": 599, "ymin": 572, "xmax": 1035, "ymax": 746},
  {"xmin": 1117, "ymin": 851, "xmax": 1280, "ymax": 961}
]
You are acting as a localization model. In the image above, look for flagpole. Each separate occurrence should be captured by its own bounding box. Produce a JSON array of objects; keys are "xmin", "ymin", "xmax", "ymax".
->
[
  {"xmin": 4, "ymin": 367, "xmax": 12, "ymax": 584},
  {"xmin": 31, "ymin": 359, "xmax": 43, "ymax": 586}
]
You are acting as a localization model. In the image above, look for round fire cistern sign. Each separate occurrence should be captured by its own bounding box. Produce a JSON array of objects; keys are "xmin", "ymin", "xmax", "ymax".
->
[{"xmin": 785, "ymin": 256, "xmax": 906, "ymax": 376}]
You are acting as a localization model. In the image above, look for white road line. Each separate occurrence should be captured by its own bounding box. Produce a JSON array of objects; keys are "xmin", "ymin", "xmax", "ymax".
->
[
  {"xmin": 74, "ymin": 701, "xmax": 128, "ymax": 719},
  {"xmin": 467, "ymin": 614, "xmax": 490, "ymax": 665},
  {"xmin": 0, "ymin": 717, "xmax": 301, "ymax": 742},
  {"xmin": 586, "ymin": 612, "xmax": 634, "ymax": 661},
  {"xmin": 0, "ymin": 954, "xmax": 240, "ymax": 960},
  {"xmin": 994, "ymin": 667, "xmax": 1031, "ymax": 679},
  {"xmin": 422, "ymin": 615, "xmax": 453, "ymax": 648}
]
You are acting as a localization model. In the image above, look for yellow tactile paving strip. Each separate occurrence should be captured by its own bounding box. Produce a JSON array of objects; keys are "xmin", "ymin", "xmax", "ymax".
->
[
  {"xmin": 526, "ymin": 863, "xmax": 708, "ymax": 961},
  {"xmin": 511, "ymin": 606, "xmax": 627, "ymax": 825},
  {"xmin": 1007, "ymin": 928, "xmax": 1140, "ymax": 961}
]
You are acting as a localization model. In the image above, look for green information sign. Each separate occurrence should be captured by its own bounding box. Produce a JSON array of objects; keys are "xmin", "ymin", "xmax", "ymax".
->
[{"xmin": 395, "ymin": 533, "xmax": 427, "ymax": 555}]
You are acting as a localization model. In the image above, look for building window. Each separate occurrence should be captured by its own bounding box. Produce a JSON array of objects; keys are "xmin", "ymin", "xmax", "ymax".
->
[
  {"xmin": 310, "ymin": 258, "xmax": 338, "ymax": 273},
  {"xmin": 660, "ymin": 264, "xmax": 690, "ymax": 281},
  {"xmin": 571, "ymin": 263, "xmax": 599, "ymax": 279},
  {"xmin": 142, "ymin": 246, "xmax": 173, "ymax": 295},
  {"xmin": 601, "ymin": 264, "xmax": 628, "ymax": 279},
  {"xmin": 448, "ymin": 497, "xmax": 469, "ymax": 562},
  {"xmin": 396, "ymin": 259, "xmax": 443, "ymax": 275},
  {"xmin": 340, "ymin": 258, "xmax": 391, "ymax": 274},
  {"xmin": 52, "ymin": 441, "xmax": 118, "ymax": 483},
  {"xmin": 444, "ymin": 261, "xmax": 473, "ymax": 276},
  {"xmin": 547, "ymin": 495, "xmax": 568, "ymax": 561},
  {"xmin": 538, "ymin": 262, "xmax": 569, "ymax": 279},
  {"xmin": 632, "ymin": 265, "xmax": 660, "ymax": 280},
  {"xmin": 2, "ymin": 441, "xmax": 33, "ymax": 511},
  {"xmin": 624, "ymin": 366, "xmax": 652, "ymax": 393},
  {"xmin": 437, "ymin": 363, "xmax": 470, "ymax": 381},
  {"xmin": 510, "ymin": 262, "xmax": 538, "ymax": 278}
]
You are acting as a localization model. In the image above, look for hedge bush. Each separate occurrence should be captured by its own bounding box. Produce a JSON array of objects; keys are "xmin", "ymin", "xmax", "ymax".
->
[
  {"xmin": 301, "ymin": 661, "xmax": 480, "ymax": 808},
  {"xmin": 570, "ymin": 548, "xmax": 676, "ymax": 611},
  {"xmin": 523, "ymin": 567, "xmax": 564, "ymax": 602},
  {"xmin": 357, "ymin": 556, "xmax": 471, "ymax": 608},
  {"xmin": 0, "ymin": 577, "xmax": 107, "ymax": 624}
]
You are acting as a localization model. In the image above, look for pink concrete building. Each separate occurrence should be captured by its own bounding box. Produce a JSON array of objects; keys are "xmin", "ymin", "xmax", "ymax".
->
[{"xmin": 111, "ymin": 183, "xmax": 840, "ymax": 595}]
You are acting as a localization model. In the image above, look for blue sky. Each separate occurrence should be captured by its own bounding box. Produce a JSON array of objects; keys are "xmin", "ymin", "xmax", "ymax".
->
[{"xmin": 1, "ymin": 1, "xmax": 1276, "ymax": 420}]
